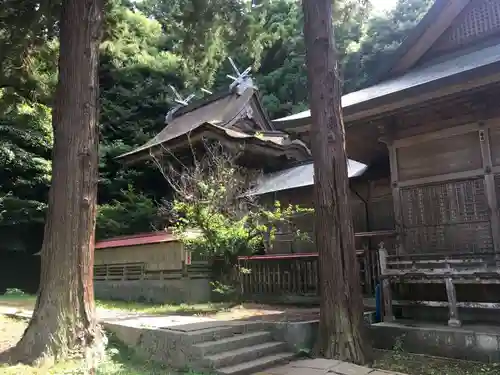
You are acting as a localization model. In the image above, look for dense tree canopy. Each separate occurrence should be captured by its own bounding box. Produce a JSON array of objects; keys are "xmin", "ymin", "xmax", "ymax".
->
[{"xmin": 0, "ymin": 0, "xmax": 433, "ymax": 251}]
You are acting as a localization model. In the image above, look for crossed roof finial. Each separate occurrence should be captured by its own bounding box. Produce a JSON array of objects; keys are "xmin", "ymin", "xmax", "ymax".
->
[
  {"xmin": 227, "ymin": 57, "xmax": 253, "ymax": 92},
  {"xmin": 164, "ymin": 85, "xmax": 196, "ymax": 124}
]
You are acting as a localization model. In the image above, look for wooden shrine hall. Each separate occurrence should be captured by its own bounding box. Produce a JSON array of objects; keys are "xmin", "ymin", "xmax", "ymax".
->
[
  {"xmin": 120, "ymin": 0, "xmax": 500, "ymax": 328},
  {"xmin": 273, "ymin": 0, "xmax": 500, "ymax": 326}
]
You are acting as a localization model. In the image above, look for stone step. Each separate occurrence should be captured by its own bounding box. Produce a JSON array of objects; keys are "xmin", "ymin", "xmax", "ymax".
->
[
  {"xmin": 216, "ymin": 352, "xmax": 296, "ymax": 375},
  {"xmin": 204, "ymin": 341, "xmax": 288, "ymax": 369},
  {"xmin": 193, "ymin": 331, "xmax": 273, "ymax": 357},
  {"xmin": 184, "ymin": 326, "xmax": 242, "ymax": 344},
  {"xmin": 184, "ymin": 322, "xmax": 273, "ymax": 344}
]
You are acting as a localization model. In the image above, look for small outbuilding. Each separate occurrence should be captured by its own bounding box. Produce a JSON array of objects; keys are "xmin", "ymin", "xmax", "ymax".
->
[{"xmin": 93, "ymin": 231, "xmax": 211, "ymax": 304}]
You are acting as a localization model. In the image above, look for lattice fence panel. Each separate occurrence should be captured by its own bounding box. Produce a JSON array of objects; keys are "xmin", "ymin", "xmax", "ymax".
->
[
  {"xmin": 404, "ymin": 222, "xmax": 493, "ymax": 254},
  {"xmin": 433, "ymin": 0, "xmax": 500, "ymax": 52},
  {"xmin": 401, "ymin": 179, "xmax": 492, "ymax": 254},
  {"xmin": 369, "ymin": 195, "xmax": 395, "ymax": 231},
  {"xmin": 401, "ymin": 179, "xmax": 489, "ymax": 227}
]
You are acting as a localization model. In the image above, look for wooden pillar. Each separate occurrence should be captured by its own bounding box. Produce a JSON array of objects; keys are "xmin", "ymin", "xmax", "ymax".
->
[
  {"xmin": 478, "ymin": 123, "xmax": 500, "ymax": 265},
  {"xmin": 378, "ymin": 121, "xmax": 405, "ymax": 255},
  {"xmin": 378, "ymin": 242, "xmax": 394, "ymax": 322},
  {"xmin": 445, "ymin": 263, "xmax": 461, "ymax": 327},
  {"xmin": 388, "ymin": 143, "xmax": 405, "ymax": 256}
]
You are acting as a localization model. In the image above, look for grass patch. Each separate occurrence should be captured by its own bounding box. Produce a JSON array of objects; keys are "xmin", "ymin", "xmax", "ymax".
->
[
  {"xmin": 95, "ymin": 299, "xmax": 233, "ymax": 316},
  {"xmin": 0, "ymin": 315, "xmax": 205, "ymax": 375},
  {"xmin": 0, "ymin": 294, "xmax": 35, "ymax": 310},
  {"xmin": 374, "ymin": 349, "xmax": 500, "ymax": 375},
  {"xmin": 0, "ymin": 293, "xmax": 233, "ymax": 317}
]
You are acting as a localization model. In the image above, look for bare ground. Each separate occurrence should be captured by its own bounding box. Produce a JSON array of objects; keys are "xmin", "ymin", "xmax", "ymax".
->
[
  {"xmin": 0, "ymin": 294, "xmax": 319, "ymax": 322},
  {"xmin": 0, "ymin": 315, "xmax": 25, "ymax": 353}
]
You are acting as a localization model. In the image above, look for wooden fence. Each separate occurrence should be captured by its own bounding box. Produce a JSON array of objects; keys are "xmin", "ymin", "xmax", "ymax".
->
[
  {"xmin": 237, "ymin": 230, "xmax": 396, "ymax": 304},
  {"xmin": 238, "ymin": 248, "xmax": 381, "ymax": 303}
]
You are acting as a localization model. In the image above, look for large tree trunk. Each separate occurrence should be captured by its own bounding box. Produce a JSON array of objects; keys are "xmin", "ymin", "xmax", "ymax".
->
[
  {"xmin": 302, "ymin": 0, "xmax": 371, "ymax": 364},
  {"xmin": 3, "ymin": 0, "xmax": 104, "ymax": 365}
]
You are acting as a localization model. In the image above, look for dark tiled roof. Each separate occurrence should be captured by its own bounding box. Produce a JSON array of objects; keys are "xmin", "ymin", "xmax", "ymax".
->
[
  {"xmin": 274, "ymin": 42, "xmax": 500, "ymax": 126},
  {"xmin": 119, "ymin": 87, "xmax": 257, "ymax": 159},
  {"xmin": 245, "ymin": 159, "xmax": 367, "ymax": 196}
]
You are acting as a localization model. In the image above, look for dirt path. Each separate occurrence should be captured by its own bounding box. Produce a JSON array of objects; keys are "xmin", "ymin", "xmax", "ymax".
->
[
  {"xmin": 0, "ymin": 315, "xmax": 25, "ymax": 352},
  {"xmin": 0, "ymin": 296, "xmax": 320, "ymax": 324}
]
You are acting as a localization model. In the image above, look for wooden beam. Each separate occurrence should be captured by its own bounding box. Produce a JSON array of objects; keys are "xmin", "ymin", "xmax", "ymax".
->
[
  {"xmin": 393, "ymin": 122, "xmax": 480, "ymax": 148},
  {"xmin": 398, "ymin": 168, "xmax": 484, "ymax": 188},
  {"xmin": 387, "ymin": 258, "xmax": 487, "ymax": 266},
  {"xmin": 378, "ymin": 244, "xmax": 394, "ymax": 322},
  {"xmin": 344, "ymin": 71, "xmax": 500, "ymax": 123},
  {"xmin": 445, "ymin": 273, "xmax": 461, "ymax": 327},
  {"xmin": 388, "ymin": 249, "xmax": 498, "ymax": 260},
  {"xmin": 390, "ymin": 0, "xmax": 470, "ymax": 76},
  {"xmin": 387, "ymin": 139, "xmax": 406, "ymax": 258},
  {"xmin": 478, "ymin": 124, "xmax": 500, "ymax": 265},
  {"xmin": 392, "ymin": 300, "xmax": 500, "ymax": 309},
  {"xmin": 401, "ymin": 279, "xmax": 500, "ymax": 284},
  {"xmin": 383, "ymin": 269, "xmax": 500, "ymax": 277}
]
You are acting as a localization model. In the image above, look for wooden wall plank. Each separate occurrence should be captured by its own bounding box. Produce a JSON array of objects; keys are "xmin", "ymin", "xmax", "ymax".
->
[
  {"xmin": 94, "ymin": 242, "xmax": 183, "ymax": 270},
  {"xmin": 394, "ymin": 122, "xmax": 480, "ymax": 148},
  {"xmin": 398, "ymin": 168, "xmax": 484, "ymax": 188},
  {"xmin": 489, "ymin": 125, "xmax": 500, "ymax": 166},
  {"xmin": 480, "ymin": 125, "xmax": 500, "ymax": 259},
  {"xmin": 397, "ymin": 132, "xmax": 482, "ymax": 181}
]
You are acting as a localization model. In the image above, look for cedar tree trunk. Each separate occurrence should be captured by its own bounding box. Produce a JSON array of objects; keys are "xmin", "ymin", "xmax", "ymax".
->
[
  {"xmin": 302, "ymin": 0, "xmax": 371, "ymax": 364},
  {"xmin": 4, "ymin": 0, "xmax": 104, "ymax": 365}
]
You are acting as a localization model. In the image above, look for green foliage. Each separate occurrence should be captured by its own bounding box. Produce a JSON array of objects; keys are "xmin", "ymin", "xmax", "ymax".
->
[
  {"xmin": 344, "ymin": 0, "xmax": 433, "ymax": 90},
  {"xmin": 0, "ymin": 0, "xmax": 434, "ymax": 253},
  {"xmin": 96, "ymin": 186, "xmax": 165, "ymax": 240},
  {"xmin": 4, "ymin": 288, "xmax": 26, "ymax": 296},
  {"xmin": 167, "ymin": 147, "xmax": 313, "ymax": 260},
  {"xmin": 0, "ymin": 96, "xmax": 52, "ymax": 252}
]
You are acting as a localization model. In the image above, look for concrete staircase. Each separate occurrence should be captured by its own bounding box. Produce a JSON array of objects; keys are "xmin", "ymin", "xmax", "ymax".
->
[{"xmin": 189, "ymin": 322, "xmax": 295, "ymax": 375}]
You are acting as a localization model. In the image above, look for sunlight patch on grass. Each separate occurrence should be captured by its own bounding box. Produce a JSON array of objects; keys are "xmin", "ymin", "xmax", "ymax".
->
[
  {"xmin": 374, "ymin": 349, "xmax": 500, "ymax": 375},
  {"xmin": 95, "ymin": 299, "xmax": 233, "ymax": 316},
  {"xmin": 0, "ymin": 293, "xmax": 233, "ymax": 317},
  {"xmin": 0, "ymin": 294, "xmax": 35, "ymax": 310}
]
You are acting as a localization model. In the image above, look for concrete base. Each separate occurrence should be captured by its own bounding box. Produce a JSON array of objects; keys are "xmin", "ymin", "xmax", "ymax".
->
[
  {"xmin": 94, "ymin": 278, "xmax": 211, "ymax": 304},
  {"xmin": 271, "ymin": 312, "xmax": 376, "ymax": 353},
  {"xmin": 370, "ymin": 320, "xmax": 500, "ymax": 363},
  {"xmin": 272, "ymin": 320, "xmax": 319, "ymax": 353},
  {"xmin": 398, "ymin": 305, "xmax": 500, "ymax": 325}
]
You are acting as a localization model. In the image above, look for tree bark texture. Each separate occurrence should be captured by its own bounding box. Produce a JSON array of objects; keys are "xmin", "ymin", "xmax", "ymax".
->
[
  {"xmin": 302, "ymin": 0, "xmax": 371, "ymax": 364},
  {"xmin": 3, "ymin": 0, "xmax": 104, "ymax": 365}
]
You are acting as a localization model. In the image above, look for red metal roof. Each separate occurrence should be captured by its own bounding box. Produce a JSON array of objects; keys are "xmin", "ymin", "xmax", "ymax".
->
[
  {"xmin": 238, "ymin": 253, "xmax": 318, "ymax": 260},
  {"xmin": 95, "ymin": 231, "xmax": 178, "ymax": 250}
]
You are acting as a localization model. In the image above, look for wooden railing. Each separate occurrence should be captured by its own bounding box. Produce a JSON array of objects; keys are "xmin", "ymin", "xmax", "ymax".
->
[
  {"xmin": 94, "ymin": 262, "xmax": 145, "ymax": 281},
  {"xmin": 94, "ymin": 261, "xmax": 212, "ymax": 281},
  {"xmin": 238, "ymin": 230, "xmax": 396, "ymax": 303}
]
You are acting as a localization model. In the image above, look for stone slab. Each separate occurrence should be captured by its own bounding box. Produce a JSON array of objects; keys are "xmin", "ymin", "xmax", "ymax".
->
[
  {"xmin": 260, "ymin": 359, "xmax": 407, "ymax": 375},
  {"xmin": 163, "ymin": 321, "xmax": 230, "ymax": 332},
  {"xmin": 291, "ymin": 358, "xmax": 342, "ymax": 370},
  {"xmin": 106, "ymin": 315, "xmax": 216, "ymax": 329},
  {"xmin": 330, "ymin": 362, "xmax": 374, "ymax": 375},
  {"xmin": 260, "ymin": 366, "xmax": 328, "ymax": 375}
]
